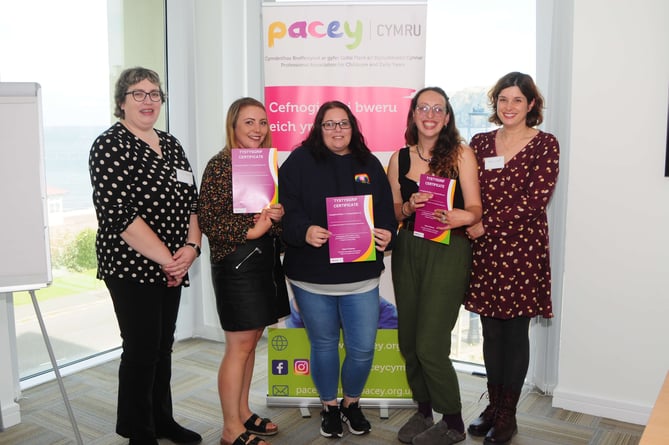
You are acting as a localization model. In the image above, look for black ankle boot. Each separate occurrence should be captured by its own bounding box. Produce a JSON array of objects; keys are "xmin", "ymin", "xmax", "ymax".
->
[{"xmin": 468, "ymin": 383, "xmax": 501, "ymax": 437}]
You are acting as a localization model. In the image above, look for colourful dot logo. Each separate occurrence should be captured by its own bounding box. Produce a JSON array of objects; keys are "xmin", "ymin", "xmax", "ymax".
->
[{"xmin": 293, "ymin": 359, "xmax": 310, "ymax": 375}]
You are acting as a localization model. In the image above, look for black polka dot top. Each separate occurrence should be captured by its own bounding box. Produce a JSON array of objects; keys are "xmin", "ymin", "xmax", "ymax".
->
[{"xmin": 89, "ymin": 122, "xmax": 198, "ymax": 286}]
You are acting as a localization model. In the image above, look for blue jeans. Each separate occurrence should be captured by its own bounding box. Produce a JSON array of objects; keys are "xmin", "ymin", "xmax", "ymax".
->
[{"xmin": 291, "ymin": 284, "xmax": 380, "ymax": 402}]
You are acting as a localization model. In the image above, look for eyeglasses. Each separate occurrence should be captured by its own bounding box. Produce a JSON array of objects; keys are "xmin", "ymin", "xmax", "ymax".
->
[
  {"xmin": 125, "ymin": 90, "xmax": 164, "ymax": 102},
  {"xmin": 322, "ymin": 120, "xmax": 351, "ymax": 130},
  {"xmin": 415, "ymin": 104, "xmax": 447, "ymax": 116}
]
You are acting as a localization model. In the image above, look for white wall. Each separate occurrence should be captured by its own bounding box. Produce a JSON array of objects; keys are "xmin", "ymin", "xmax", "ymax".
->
[
  {"xmin": 552, "ymin": 0, "xmax": 669, "ymax": 424},
  {"xmin": 167, "ymin": 0, "xmax": 669, "ymax": 425},
  {"xmin": 167, "ymin": 0, "xmax": 268, "ymax": 341}
]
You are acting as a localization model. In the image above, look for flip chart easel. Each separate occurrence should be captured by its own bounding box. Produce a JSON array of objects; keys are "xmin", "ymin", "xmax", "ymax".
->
[
  {"xmin": 0, "ymin": 82, "xmax": 82, "ymax": 443},
  {"xmin": 29, "ymin": 289, "xmax": 83, "ymax": 444}
]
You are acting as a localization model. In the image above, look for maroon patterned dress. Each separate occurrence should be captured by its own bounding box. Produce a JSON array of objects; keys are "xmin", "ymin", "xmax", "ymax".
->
[{"xmin": 465, "ymin": 129, "xmax": 560, "ymax": 319}]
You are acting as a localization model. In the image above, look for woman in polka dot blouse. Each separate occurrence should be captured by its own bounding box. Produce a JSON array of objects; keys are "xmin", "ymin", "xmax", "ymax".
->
[
  {"xmin": 88, "ymin": 67, "xmax": 202, "ymax": 445},
  {"xmin": 464, "ymin": 72, "xmax": 560, "ymax": 445}
]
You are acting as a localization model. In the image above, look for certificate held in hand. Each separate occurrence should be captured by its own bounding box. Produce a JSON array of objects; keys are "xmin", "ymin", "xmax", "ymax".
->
[
  {"xmin": 413, "ymin": 173, "xmax": 456, "ymax": 244},
  {"xmin": 231, "ymin": 148, "xmax": 278, "ymax": 213},
  {"xmin": 326, "ymin": 195, "xmax": 376, "ymax": 264}
]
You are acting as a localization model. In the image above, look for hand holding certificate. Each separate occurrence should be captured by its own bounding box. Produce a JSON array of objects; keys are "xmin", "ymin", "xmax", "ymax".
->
[
  {"xmin": 326, "ymin": 195, "xmax": 376, "ymax": 263},
  {"xmin": 231, "ymin": 148, "xmax": 278, "ymax": 213},
  {"xmin": 413, "ymin": 173, "xmax": 456, "ymax": 244}
]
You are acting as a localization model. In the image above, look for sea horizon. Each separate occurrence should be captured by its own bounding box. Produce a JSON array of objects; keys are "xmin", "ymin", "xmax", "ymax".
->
[{"xmin": 44, "ymin": 125, "xmax": 107, "ymax": 212}]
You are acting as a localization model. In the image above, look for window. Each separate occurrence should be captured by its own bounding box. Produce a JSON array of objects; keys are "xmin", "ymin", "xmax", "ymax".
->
[
  {"xmin": 425, "ymin": 0, "xmax": 536, "ymax": 366},
  {"xmin": 0, "ymin": 0, "xmax": 166, "ymax": 383}
]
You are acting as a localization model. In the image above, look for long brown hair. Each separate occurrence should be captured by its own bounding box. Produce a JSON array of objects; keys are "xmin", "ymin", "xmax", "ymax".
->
[{"xmin": 405, "ymin": 87, "xmax": 463, "ymax": 178}]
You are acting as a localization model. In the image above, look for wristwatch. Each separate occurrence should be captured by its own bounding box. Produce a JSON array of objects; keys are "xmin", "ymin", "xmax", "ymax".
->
[{"xmin": 185, "ymin": 242, "xmax": 201, "ymax": 257}]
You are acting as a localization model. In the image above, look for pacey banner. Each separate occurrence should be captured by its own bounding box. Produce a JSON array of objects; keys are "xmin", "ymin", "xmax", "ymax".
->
[{"xmin": 262, "ymin": 2, "xmax": 427, "ymax": 152}]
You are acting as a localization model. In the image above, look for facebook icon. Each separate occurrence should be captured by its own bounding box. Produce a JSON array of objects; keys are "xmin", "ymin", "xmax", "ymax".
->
[{"xmin": 272, "ymin": 360, "xmax": 288, "ymax": 375}]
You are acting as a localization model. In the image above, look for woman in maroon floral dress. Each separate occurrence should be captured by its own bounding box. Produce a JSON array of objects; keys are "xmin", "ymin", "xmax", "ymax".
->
[{"xmin": 464, "ymin": 72, "xmax": 560, "ymax": 445}]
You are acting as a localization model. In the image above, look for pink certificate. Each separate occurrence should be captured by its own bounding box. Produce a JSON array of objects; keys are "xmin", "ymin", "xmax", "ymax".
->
[
  {"xmin": 326, "ymin": 195, "xmax": 376, "ymax": 264},
  {"xmin": 231, "ymin": 148, "xmax": 279, "ymax": 213},
  {"xmin": 413, "ymin": 174, "xmax": 456, "ymax": 244}
]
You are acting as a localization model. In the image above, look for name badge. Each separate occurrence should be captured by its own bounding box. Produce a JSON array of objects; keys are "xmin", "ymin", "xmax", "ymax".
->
[
  {"xmin": 484, "ymin": 156, "xmax": 505, "ymax": 170},
  {"xmin": 176, "ymin": 168, "xmax": 193, "ymax": 185}
]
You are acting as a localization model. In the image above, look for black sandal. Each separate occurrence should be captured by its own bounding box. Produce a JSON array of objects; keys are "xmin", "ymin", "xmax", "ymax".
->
[
  {"xmin": 220, "ymin": 431, "xmax": 267, "ymax": 445},
  {"xmin": 244, "ymin": 413, "xmax": 278, "ymax": 436}
]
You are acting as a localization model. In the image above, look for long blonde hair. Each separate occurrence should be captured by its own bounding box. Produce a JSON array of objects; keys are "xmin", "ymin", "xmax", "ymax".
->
[{"xmin": 224, "ymin": 97, "xmax": 272, "ymax": 151}]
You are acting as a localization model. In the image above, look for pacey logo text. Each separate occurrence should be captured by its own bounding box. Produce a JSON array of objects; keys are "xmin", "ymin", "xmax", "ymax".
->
[{"xmin": 267, "ymin": 19, "xmax": 363, "ymax": 49}]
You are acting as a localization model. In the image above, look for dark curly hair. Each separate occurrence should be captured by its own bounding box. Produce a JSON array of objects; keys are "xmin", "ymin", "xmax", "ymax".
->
[
  {"xmin": 302, "ymin": 101, "xmax": 371, "ymax": 163},
  {"xmin": 488, "ymin": 71, "xmax": 544, "ymax": 127},
  {"xmin": 113, "ymin": 67, "xmax": 165, "ymax": 119},
  {"xmin": 405, "ymin": 87, "xmax": 463, "ymax": 178}
]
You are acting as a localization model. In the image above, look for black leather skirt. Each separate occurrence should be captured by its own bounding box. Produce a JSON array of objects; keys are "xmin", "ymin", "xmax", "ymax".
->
[{"xmin": 211, "ymin": 236, "xmax": 290, "ymax": 331}]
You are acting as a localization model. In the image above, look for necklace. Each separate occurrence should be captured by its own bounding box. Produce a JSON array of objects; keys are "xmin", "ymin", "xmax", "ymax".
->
[{"xmin": 416, "ymin": 144, "xmax": 432, "ymax": 162}]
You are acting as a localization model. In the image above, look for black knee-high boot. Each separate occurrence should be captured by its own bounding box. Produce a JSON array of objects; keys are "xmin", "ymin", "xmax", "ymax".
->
[{"xmin": 483, "ymin": 387, "xmax": 520, "ymax": 445}]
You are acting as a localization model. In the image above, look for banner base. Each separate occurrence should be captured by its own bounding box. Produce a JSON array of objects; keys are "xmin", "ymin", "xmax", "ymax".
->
[{"xmin": 266, "ymin": 396, "xmax": 415, "ymax": 419}]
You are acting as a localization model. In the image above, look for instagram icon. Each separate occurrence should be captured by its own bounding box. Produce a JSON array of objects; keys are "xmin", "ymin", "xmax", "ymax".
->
[{"xmin": 293, "ymin": 359, "xmax": 310, "ymax": 375}]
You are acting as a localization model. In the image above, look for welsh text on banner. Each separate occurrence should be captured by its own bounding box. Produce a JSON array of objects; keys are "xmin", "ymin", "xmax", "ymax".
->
[{"xmin": 262, "ymin": 2, "xmax": 427, "ymax": 152}]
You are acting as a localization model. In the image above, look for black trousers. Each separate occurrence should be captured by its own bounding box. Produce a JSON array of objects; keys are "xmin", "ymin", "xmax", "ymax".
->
[{"xmin": 105, "ymin": 278, "xmax": 182, "ymax": 439}]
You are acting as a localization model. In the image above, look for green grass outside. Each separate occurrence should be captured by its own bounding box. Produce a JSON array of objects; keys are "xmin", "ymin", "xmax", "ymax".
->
[{"xmin": 12, "ymin": 269, "xmax": 103, "ymax": 305}]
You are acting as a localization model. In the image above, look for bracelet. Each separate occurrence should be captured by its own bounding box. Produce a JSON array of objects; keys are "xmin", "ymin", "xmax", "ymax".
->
[
  {"xmin": 400, "ymin": 201, "xmax": 411, "ymax": 217},
  {"xmin": 185, "ymin": 242, "xmax": 201, "ymax": 257}
]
